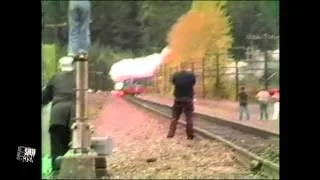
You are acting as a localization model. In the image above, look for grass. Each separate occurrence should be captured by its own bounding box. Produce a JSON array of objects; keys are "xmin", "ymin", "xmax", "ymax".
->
[
  {"xmin": 41, "ymin": 93, "xmax": 107, "ymax": 179},
  {"xmin": 42, "ymin": 103, "xmax": 52, "ymax": 178}
]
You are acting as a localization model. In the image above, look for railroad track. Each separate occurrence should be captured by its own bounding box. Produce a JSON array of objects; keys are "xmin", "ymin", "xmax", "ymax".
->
[{"xmin": 126, "ymin": 96, "xmax": 279, "ymax": 179}]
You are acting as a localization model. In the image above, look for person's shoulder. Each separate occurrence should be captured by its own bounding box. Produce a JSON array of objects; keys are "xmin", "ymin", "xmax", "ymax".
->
[
  {"xmin": 173, "ymin": 71, "xmax": 180, "ymax": 75},
  {"xmin": 186, "ymin": 71, "xmax": 195, "ymax": 77}
]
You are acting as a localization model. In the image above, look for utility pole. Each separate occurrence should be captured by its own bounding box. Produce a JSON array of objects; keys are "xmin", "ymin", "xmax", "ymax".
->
[
  {"xmin": 202, "ymin": 58, "xmax": 205, "ymax": 98},
  {"xmin": 263, "ymin": 35, "xmax": 269, "ymax": 90},
  {"xmin": 215, "ymin": 54, "xmax": 220, "ymax": 96},
  {"xmin": 231, "ymin": 46, "xmax": 246, "ymax": 101}
]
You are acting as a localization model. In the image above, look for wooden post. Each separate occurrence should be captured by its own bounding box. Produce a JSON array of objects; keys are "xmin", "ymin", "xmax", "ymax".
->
[
  {"xmin": 191, "ymin": 62, "xmax": 195, "ymax": 72},
  {"xmin": 215, "ymin": 54, "xmax": 220, "ymax": 90},
  {"xmin": 235, "ymin": 60, "xmax": 239, "ymax": 101},
  {"xmin": 263, "ymin": 36, "xmax": 269, "ymax": 90},
  {"xmin": 202, "ymin": 58, "xmax": 205, "ymax": 98}
]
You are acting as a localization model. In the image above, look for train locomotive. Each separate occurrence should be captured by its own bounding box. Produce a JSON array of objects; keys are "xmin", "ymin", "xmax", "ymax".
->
[{"xmin": 113, "ymin": 77, "xmax": 153, "ymax": 96}]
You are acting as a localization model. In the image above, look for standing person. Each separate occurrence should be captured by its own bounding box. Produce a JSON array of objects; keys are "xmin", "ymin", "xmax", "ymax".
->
[
  {"xmin": 238, "ymin": 87, "xmax": 250, "ymax": 120},
  {"xmin": 68, "ymin": 0, "xmax": 91, "ymax": 57},
  {"xmin": 256, "ymin": 88, "xmax": 270, "ymax": 120},
  {"xmin": 42, "ymin": 56, "xmax": 76, "ymax": 171},
  {"xmin": 167, "ymin": 66, "xmax": 196, "ymax": 140},
  {"xmin": 271, "ymin": 89, "xmax": 280, "ymax": 120}
]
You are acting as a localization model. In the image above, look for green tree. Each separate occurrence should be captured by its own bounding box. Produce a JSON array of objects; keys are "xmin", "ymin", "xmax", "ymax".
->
[
  {"xmin": 226, "ymin": 1, "xmax": 279, "ymax": 57},
  {"xmin": 42, "ymin": 1, "xmax": 191, "ymax": 54},
  {"xmin": 137, "ymin": 1, "xmax": 191, "ymax": 52},
  {"xmin": 90, "ymin": 1, "xmax": 143, "ymax": 51}
]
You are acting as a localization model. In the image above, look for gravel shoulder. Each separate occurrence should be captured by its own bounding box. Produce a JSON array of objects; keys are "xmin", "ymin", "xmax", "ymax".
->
[{"xmin": 91, "ymin": 94, "xmax": 251, "ymax": 179}]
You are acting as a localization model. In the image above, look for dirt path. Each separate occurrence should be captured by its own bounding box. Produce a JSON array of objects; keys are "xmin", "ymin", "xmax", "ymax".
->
[{"xmin": 92, "ymin": 94, "xmax": 251, "ymax": 179}]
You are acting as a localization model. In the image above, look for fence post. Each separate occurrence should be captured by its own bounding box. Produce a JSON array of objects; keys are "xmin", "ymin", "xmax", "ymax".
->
[
  {"xmin": 154, "ymin": 70, "xmax": 158, "ymax": 93},
  {"xmin": 163, "ymin": 65, "xmax": 166, "ymax": 95},
  {"xmin": 191, "ymin": 62, "xmax": 195, "ymax": 72},
  {"xmin": 215, "ymin": 54, "xmax": 220, "ymax": 91},
  {"xmin": 202, "ymin": 58, "xmax": 205, "ymax": 98},
  {"xmin": 263, "ymin": 36, "xmax": 269, "ymax": 90},
  {"xmin": 168, "ymin": 67, "xmax": 171, "ymax": 93},
  {"xmin": 235, "ymin": 60, "xmax": 239, "ymax": 101}
]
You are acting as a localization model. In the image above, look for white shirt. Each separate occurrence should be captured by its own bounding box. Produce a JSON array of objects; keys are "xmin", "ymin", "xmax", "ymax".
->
[{"xmin": 256, "ymin": 91, "xmax": 270, "ymax": 102}]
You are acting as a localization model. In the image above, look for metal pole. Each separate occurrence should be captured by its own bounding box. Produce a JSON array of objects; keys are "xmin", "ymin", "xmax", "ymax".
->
[
  {"xmin": 154, "ymin": 74, "xmax": 157, "ymax": 93},
  {"xmin": 164, "ymin": 65, "xmax": 167, "ymax": 94},
  {"xmin": 202, "ymin": 58, "xmax": 205, "ymax": 98},
  {"xmin": 216, "ymin": 54, "xmax": 220, "ymax": 91},
  {"xmin": 263, "ymin": 36, "xmax": 269, "ymax": 90},
  {"xmin": 231, "ymin": 46, "xmax": 246, "ymax": 101},
  {"xmin": 235, "ymin": 60, "xmax": 239, "ymax": 101},
  {"xmin": 191, "ymin": 62, "xmax": 195, "ymax": 72},
  {"xmin": 72, "ymin": 53, "xmax": 91, "ymax": 153}
]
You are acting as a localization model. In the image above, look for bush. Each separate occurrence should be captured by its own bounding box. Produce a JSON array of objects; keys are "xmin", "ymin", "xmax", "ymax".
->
[
  {"xmin": 42, "ymin": 44, "xmax": 67, "ymax": 85},
  {"xmin": 42, "ymin": 44, "xmax": 57, "ymax": 84}
]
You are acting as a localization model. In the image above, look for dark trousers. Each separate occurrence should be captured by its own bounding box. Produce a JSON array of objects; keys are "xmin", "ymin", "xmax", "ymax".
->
[
  {"xmin": 259, "ymin": 102, "xmax": 269, "ymax": 120},
  {"xmin": 167, "ymin": 99, "xmax": 194, "ymax": 138},
  {"xmin": 49, "ymin": 125, "xmax": 71, "ymax": 171},
  {"xmin": 239, "ymin": 104, "xmax": 250, "ymax": 120}
]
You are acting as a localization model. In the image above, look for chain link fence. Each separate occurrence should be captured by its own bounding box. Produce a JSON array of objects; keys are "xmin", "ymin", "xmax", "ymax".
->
[{"xmin": 151, "ymin": 48, "xmax": 279, "ymax": 101}]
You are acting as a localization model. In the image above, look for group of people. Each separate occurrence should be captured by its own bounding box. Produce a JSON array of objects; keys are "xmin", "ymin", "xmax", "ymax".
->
[
  {"xmin": 168, "ymin": 68, "xmax": 280, "ymax": 140},
  {"xmin": 238, "ymin": 87, "xmax": 280, "ymax": 121}
]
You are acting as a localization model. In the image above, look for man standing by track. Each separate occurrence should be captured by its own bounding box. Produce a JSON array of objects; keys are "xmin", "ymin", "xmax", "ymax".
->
[
  {"xmin": 238, "ymin": 87, "xmax": 250, "ymax": 120},
  {"xmin": 167, "ymin": 65, "xmax": 196, "ymax": 140}
]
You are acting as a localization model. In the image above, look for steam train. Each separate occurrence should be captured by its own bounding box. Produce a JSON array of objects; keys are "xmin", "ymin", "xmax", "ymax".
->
[{"xmin": 114, "ymin": 77, "xmax": 153, "ymax": 96}]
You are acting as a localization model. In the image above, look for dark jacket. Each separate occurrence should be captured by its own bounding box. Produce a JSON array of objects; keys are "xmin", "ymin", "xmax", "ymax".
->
[
  {"xmin": 42, "ymin": 71, "xmax": 76, "ymax": 127},
  {"xmin": 171, "ymin": 70, "xmax": 196, "ymax": 100},
  {"xmin": 238, "ymin": 91, "xmax": 248, "ymax": 106}
]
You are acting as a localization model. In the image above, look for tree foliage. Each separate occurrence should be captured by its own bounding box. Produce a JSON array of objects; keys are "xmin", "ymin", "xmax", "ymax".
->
[
  {"xmin": 42, "ymin": 1, "xmax": 279, "ymax": 95},
  {"xmin": 42, "ymin": 1, "xmax": 279, "ymax": 55},
  {"xmin": 42, "ymin": 1, "xmax": 190, "ymax": 54},
  {"xmin": 42, "ymin": 44, "xmax": 65, "ymax": 85},
  {"xmin": 137, "ymin": 1, "xmax": 191, "ymax": 52},
  {"xmin": 166, "ymin": 1, "xmax": 233, "ymax": 64},
  {"xmin": 163, "ymin": 1, "xmax": 233, "ymax": 98},
  {"xmin": 227, "ymin": 1, "xmax": 279, "ymax": 53}
]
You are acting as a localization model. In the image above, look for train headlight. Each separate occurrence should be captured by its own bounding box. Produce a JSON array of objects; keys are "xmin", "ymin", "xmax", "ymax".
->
[{"xmin": 114, "ymin": 82, "xmax": 124, "ymax": 90}]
